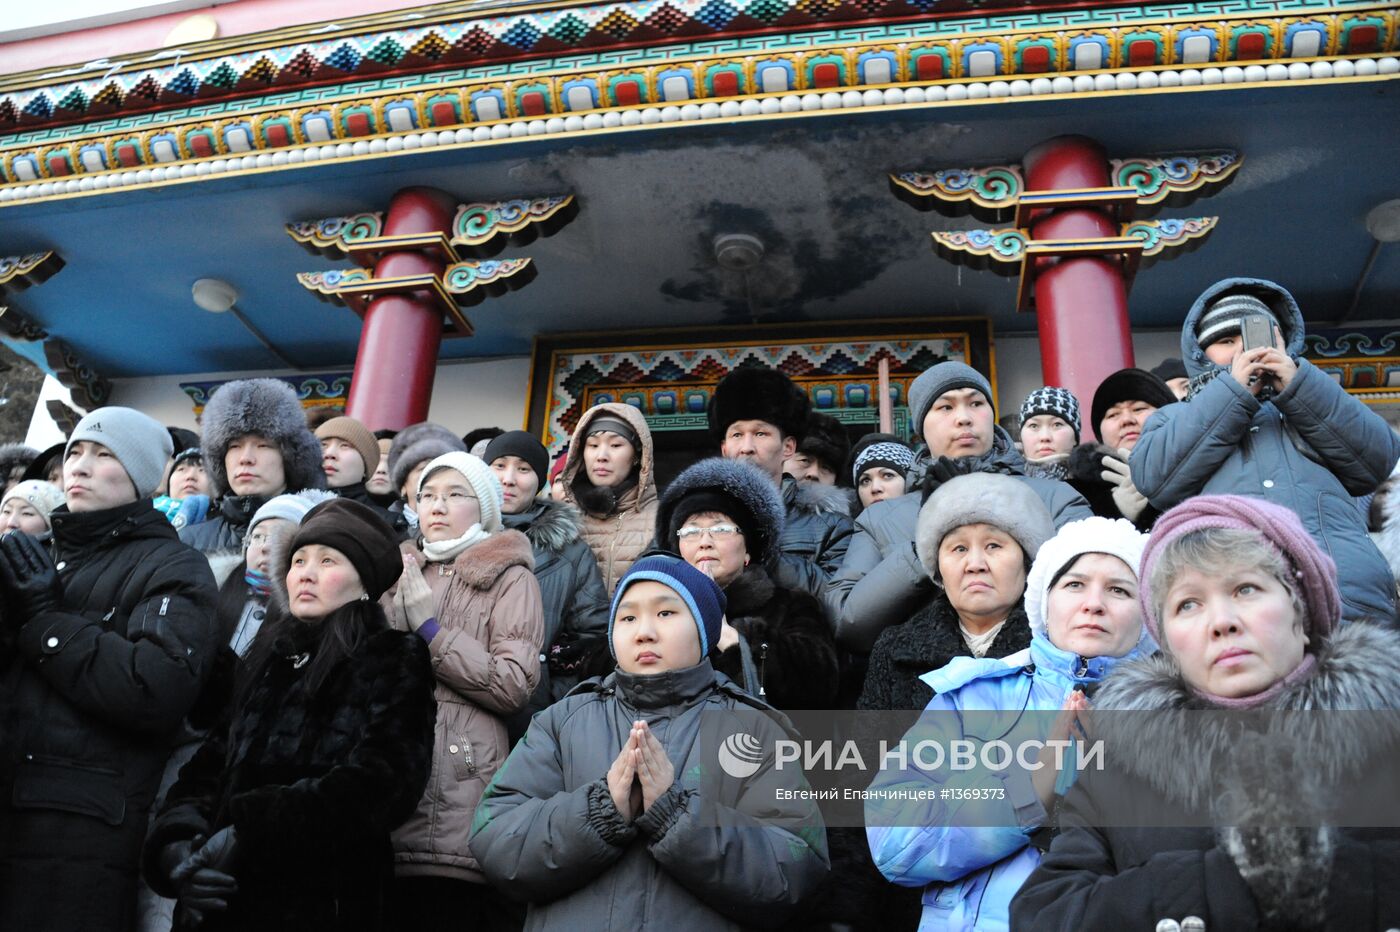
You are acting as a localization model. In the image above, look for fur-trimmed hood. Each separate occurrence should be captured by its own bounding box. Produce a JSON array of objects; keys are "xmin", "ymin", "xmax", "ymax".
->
[
  {"xmin": 428, "ymin": 527, "xmax": 534, "ymax": 590},
  {"xmin": 200, "ymin": 378, "xmax": 326, "ymax": 498},
  {"xmin": 658, "ymin": 458, "xmax": 786, "ymax": 568},
  {"xmin": 506, "ymin": 497, "xmax": 584, "ymax": 555},
  {"xmin": 560, "ymin": 403, "xmax": 657, "ymax": 517},
  {"xmin": 783, "ymin": 475, "xmax": 854, "ymax": 518},
  {"xmin": 1093, "ymin": 622, "xmax": 1400, "ymax": 813}
]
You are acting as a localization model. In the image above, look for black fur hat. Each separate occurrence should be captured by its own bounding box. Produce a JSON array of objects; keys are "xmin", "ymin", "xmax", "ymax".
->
[
  {"xmin": 707, "ymin": 367, "xmax": 810, "ymax": 444},
  {"xmin": 655, "ymin": 458, "xmax": 786, "ymax": 569},
  {"xmin": 387, "ymin": 422, "xmax": 467, "ymax": 491},
  {"xmin": 200, "ymin": 378, "xmax": 327, "ymax": 497},
  {"xmin": 796, "ymin": 412, "xmax": 850, "ymax": 481},
  {"xmin": 0, "ymin": 443, "xmax": 38, "ymax": 484}
]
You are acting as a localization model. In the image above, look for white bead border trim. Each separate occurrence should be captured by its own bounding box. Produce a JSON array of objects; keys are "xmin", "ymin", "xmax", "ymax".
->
[{"xmin": 1, "ymin": 56, "xmax": 1396, "ymax": 204}]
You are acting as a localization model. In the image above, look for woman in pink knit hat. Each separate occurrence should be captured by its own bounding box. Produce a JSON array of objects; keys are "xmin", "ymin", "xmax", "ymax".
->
[{"xmin": 1012, "ymin": 494, "xmax": 1400, "ymax": 931}]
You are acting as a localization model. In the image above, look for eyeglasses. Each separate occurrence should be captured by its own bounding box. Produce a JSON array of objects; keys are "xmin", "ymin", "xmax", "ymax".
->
[
  {"xmin": 247, "ymin": 531, "xmax": 275, "ymax": 547},
  {"xmin": 676, "ymin": 523, "xmax": 742, "ymax": 541},
  {"xmin": 417, "ymin": 491, "xmax": 479, "ymax": 507}
]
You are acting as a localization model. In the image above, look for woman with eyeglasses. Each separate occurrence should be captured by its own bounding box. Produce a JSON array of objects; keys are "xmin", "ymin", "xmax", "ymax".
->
[
  {"xmin": 381, "ymin": 451, "xmax": 543, "ymax": 931},
  {"xmin": 654, "ymin": 458, "xmax": 839, "ymax": 710}
]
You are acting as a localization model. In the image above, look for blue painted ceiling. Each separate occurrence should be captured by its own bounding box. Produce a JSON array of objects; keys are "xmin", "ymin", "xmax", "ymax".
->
[{"xmin": 0, "ymin": 77, "xmax": 1397, "ymax": 378}]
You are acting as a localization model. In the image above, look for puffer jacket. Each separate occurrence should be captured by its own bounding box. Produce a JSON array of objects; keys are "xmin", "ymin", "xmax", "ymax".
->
[
  {"xmin": 386, "ymin": 529, "xmax": 544, "ymax": 881},
  {"xmin": 825, "ymin": 433, "xmax": 1092, "ymax": 653},
  {"xmin": 178, "ymin": 493, "xmax": 269, "ymax": 555},
  {"xmin": 711, "ymin": 563, "xmax": 840, "ymax": 710},
  {"xmin": 143, "ymin": 612, "xmax": 437, "ymax": 932},
  {"xmin": 0, "ymin": 502, "xmax": 220, "ymax": 931},
  {"xmin": 468, "ymin": 659, "xmax": 830, "ymax": 930},
  {"xmin": 503, "ymin": 497, "xmax": 609, "ymax": 740},
  {"xmin": 561, "ymin": 403, "xmax": 659, "ymax": 594},
  {"xmin": 1011, "ymin": 622, "xmax": 1400, "ymax": 930},
  {"xmin": 1131, "ymin": 277, "xmax": 1400, "ymax": 625},
  {"xmin": 858, "ymin": 593, "xmax": 1032, "ymax": 712},
  {"xmin": 776, "ymin": 476, "xmax": 855, "ymax": 599},
  {"xmin": 866, "ymin": 631, "xmax": 1150, "ymax": 932}
]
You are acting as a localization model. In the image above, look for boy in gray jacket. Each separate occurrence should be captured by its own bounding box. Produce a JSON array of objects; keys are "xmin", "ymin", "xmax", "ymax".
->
[{"xmin": 469, "ymin": 555, "xmax": 829, "ymax": 930}]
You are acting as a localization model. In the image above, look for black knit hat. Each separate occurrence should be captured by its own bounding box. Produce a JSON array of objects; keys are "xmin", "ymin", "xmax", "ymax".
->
[
  {"xmin": 1149, "ymin": 357, "xmax": 1188, "ymax": 383},
  {"xmin": 796, "ymin": 412, "xmax": 850, "ymax": 480},
  {"xmin": 1090, "ymin": 369, "xmax": 1179, "ymax": 442},
  {"xmin": 707, "ymin": 367, "xmax": 810, "ymax": 443},
  {"xmin": 288, "ymin": 498, "xmax": 403, "ymax": 601},
  {"xmin": 483, "ymin": 430, "xmax": 549, "ymax": 485}
]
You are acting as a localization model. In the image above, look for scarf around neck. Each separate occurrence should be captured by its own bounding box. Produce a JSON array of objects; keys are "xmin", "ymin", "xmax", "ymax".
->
[{"xmin": 421, "ymin": 522, "xmax": 491, "ymax": 564}]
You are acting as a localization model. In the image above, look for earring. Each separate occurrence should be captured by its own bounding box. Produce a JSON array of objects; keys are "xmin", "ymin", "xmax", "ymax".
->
[{"xmin": 359, "ymin": 593, "xmax": 369, "ymax": 602}]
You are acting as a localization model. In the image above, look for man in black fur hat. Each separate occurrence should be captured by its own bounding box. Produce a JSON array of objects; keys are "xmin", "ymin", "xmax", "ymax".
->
[
  {"xmin": 180, "ymin": 378, "xmax": 327, "ymax": 556},
  {"xmin": 707, "ymin": 367, "xmax": 853, "ymax": 600}
]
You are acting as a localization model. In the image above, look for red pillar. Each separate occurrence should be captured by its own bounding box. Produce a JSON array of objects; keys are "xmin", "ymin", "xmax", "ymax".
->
[
  {"xmin": 1022, "ymin": 136, "xmax": 1135, "ymax": 418},
  {"xmin": 345, "ymin": 187, "xmax": 456, "ymax": 430}
]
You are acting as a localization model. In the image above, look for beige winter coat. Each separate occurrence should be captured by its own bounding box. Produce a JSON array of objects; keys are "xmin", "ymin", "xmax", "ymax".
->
[
  {"xmin": 384, "ymin": 529, "xmax": 544, "ymax": 882},
  {"xmin": 560, "ymin": 403, "xmax": 658, "ymax": 594}
]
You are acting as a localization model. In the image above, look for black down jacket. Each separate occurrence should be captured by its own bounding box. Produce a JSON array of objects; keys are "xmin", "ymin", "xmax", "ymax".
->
[
  {"xmin": 144, "ymin": 612, "xmax": 436, "ymax": 932},
  {"xmin": 502, "ymin": 498, "xmax": 609, "ymax": 740},
  {"xmin": 712, "ymin": 564, "xmax": 840, "ymax": 711},
  {"xmin": 0, "ymin": 501, "xmax": 220, "ymax": 931}
]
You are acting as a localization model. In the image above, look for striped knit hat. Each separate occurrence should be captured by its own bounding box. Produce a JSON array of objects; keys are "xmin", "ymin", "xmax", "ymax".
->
[
  {"xmin": 1196, "ymin": 292, "xmax": 1281, "ymax": 348},
  {"xmin": 1018, "ymin": 386, "xmax": 1081, "ymax": 439}
]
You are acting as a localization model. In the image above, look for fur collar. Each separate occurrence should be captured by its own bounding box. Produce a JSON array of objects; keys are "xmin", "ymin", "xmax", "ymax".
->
[
  {"xmin": 1094, "ymin": 622, "xmax": 1400, "ymax": 812},
  {"xmin": 1377, "ymin": 481, "xmax": 1400, "ymax": 579},
  {"xmin": 443, "ymin": 528, "xmax": 535, "ymax": 589},
  {"xmin": 1068, "ymin": 442, "xmax": 1120, "ymax": 487},
  {"xmin": 784, "ymin": 476, "xmax": 855, "ymax": 517},
  {"xmin": 889, "ymin": 593, "xmax": 1032, "ymax": 668},
  {"xmin": 505, "ymin": 498, "xmax": 583, "ymax": 555},
  {"xmin": 724, "ymin": 564, "xmax": 778, "ymax": 617}
]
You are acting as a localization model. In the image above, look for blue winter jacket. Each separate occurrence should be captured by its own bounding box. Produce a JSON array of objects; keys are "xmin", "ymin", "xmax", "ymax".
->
[
  {"xmin": 864, "ymin": 633, "xmax": 1148, "ymax": 931},
  {"xmin": 1130, "ymin": 277, "xmax": 1400, "ymax": 625}
]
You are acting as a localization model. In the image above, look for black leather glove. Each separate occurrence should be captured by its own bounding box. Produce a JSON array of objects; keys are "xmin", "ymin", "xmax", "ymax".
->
[{"xmin": 0, "ymin": 532, "xmax": 63, "ymax": 618}]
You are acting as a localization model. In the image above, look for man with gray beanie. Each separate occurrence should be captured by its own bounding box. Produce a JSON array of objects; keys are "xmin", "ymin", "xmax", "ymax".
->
[
  {"xmin": 823, "ymin": 360, "xmax": 1090, "ymax": 658},
  {"xmin": 0, "ymin": 406, "xmax": 220, "ymax": 929}
]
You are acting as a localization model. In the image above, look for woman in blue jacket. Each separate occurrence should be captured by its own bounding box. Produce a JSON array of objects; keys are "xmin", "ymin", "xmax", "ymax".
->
[{"xmin": 864, "ymin": 516, "xmax": 1153, "ymax": 931}]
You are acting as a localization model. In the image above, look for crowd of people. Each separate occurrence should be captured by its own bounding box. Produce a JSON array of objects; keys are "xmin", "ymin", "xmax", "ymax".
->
[{"xmin": 2, "ymin": 276, "xmax": 1400, "ymax": 930}]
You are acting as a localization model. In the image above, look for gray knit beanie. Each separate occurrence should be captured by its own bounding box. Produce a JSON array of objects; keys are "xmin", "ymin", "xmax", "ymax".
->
[
  {"xmin": 1196, "ymin": 292, "xmax": 1281, "ymax": 348},
  {"xmin": 914, "ymin": 472, "xmax": 1055, "ymax": 583},
  {"xmin": 66, "ymin": 406, "xmax": 173, "ymax": 499},
  {"xmin": 908, "ymin": 362, "xmax": 994, "ymax": 437}
]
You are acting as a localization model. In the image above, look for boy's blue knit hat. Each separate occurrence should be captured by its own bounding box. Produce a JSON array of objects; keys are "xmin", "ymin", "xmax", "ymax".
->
[{"xmin": 609, "ymin": 554, "xmax": 727, "ymax": 657}]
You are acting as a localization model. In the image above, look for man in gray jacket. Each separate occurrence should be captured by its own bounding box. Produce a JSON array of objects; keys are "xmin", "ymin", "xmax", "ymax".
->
[
  {"xmin": 823, "ymin": 362, "xmax": 1092, "ymax": 653},
  {"xmin": 1131, "ymin": 277, "xmax": 1400, "ymax": 626}
]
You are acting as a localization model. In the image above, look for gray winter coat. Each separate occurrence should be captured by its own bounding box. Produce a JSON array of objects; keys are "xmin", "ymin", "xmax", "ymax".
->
[
  {"xmin": 776, "ymin": 476, "xmax": 854, "ymax": 600},
  {"xmin": 1131, "ymin": 277, "xmax": 1400, "ymax": 625},
  {"xmin": 469, "ymin": 660, "xmax": 830, "ymax": 930},
  {"xmin": 823, "ymin": 433, "xmax": 1092, "ymax": 652},
  {"xmin": 502, "ymin": 498, "xmax": 609, "ymax": 737}
]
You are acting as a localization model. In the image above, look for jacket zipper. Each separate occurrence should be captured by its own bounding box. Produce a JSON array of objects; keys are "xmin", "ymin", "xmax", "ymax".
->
[{"xmin": 758, "ymin": 642, "xmax": 769, "ymax": 698}]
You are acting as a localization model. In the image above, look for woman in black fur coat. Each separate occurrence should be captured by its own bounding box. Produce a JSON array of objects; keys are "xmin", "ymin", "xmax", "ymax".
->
[
  {"xmin": 655, "ymin": 457, "xmax": 840, "ymax": 710},
  {"xmin": 143, "ymin": 499, "xmax": 436, "ymax": 932}
]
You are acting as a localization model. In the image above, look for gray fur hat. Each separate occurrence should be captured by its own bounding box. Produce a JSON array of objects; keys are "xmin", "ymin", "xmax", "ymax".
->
[
  {"xmin": 387, "ymin": 422, "xmax": 467, "ymax": 492},
  {"xmin": 655, "ymin": 457, "xmax": 785, "ymax": 569},
  {"xmin": 200, "ymin": 378, "xmax": 327, "ymax": 498},
  {"xmin": 914, "ymin": 472, "xmax": 1054, "ymax": 582}
]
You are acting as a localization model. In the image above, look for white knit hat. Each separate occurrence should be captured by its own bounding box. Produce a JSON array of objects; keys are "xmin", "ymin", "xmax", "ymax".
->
[
  {"xmin": 1024, "ymin": 516, "xmax": 1151, "ymax": 646},
  {"xmin": 249, "ymin": 489, "xmax": 338, "ymax": 535},
  {"xmin": 418, "ymin": 450, "xmax": 504, "ymax": 533},
  {"xmin": 2, "ymin": 480, "xmax": 65, "ymax": 528}
]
